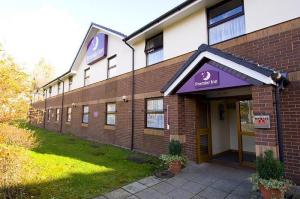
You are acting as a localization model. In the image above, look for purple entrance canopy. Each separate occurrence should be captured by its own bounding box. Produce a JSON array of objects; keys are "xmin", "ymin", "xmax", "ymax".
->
[{"xmin": 177, "ymin": 62, "xmax": 250, "ymax": 94}]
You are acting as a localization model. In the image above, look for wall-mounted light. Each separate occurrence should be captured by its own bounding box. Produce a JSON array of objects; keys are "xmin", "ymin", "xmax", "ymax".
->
[
  {"xmin": 72, "ymin": 103, "xmax": 77, "ymax": 108},
  {"xmin": 122, "ymin": 95, "xmax": 128, "ymax": 102}
]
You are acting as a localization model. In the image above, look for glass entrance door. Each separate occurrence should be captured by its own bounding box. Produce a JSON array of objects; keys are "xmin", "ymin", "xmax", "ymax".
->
[
  {"xmin": 196, "ymin": 102, "xmax": 212, "ymax": 163},
  {"xmin": 237, "ymin": 100, "xmax": 256, "ymax": 166}
]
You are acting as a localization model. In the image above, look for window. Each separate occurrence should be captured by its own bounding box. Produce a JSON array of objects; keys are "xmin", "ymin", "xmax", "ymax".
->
[
  {"xmin": 66, "ymin": 107, "xmax": 72, "ymax": 122},
  {"xmin": 56, "ymin": 108, "xmax": 60, "ymax": 121},
  {"xmin": 84, "ymin": 68, "xmax": 90, "ymax": 86},
  {"xmin": 47, "ymin": 109, "xmax": 51, "ymax": 121},
  {"xmin": 106, "ymin": 103, "xmax": 116, "ymax": 125},
  {"xmin": 82, "ymin": 105, "xmax": 89, "ymax": 124},
  {"xmin": 239, "ymin": 100, "xmax": 254, "ymax": 132},
  {"xmin": 145, "ymin": 33, "xmax": 163, "ymax": 66},
  {"xmin": 208, "ymin": 0, "xmax": 245, "ymax": 45},
  {"xmin": 108, "ymin": 55, "xmax": 117, "ymax": 78},
  {"xmin": 57, "ymin": 82, "xmax": 61, "ymax": 94},
  {"xmin": 68, "ymin": 76, "xmax": 73, "ymax": 91},
  {"xmin": 146, "ymin": 98, "xmax": 164, "ymax": 129},
  {"xmin": 49, "ymin": 86, "xmax": 52, "ymax": 96}
]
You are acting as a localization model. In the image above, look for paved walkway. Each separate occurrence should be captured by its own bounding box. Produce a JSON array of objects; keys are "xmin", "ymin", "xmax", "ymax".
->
[{"xmin": 96, "ymin": 162, "xmax": 261, "ymax": 199}]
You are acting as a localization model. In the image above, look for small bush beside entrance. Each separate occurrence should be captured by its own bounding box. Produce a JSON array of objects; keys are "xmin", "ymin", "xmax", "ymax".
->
[{"xmin": 250, "ymin": 150, "xmax": 293, "ymax": 199}]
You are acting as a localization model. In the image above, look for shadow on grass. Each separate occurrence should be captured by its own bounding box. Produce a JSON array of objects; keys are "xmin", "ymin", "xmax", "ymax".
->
[{"xmin": 8, "ymin": 121, "xmax": 159, "ymax": 199}]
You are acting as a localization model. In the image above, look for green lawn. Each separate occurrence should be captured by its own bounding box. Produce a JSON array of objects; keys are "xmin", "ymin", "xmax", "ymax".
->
[{"xmin": 17, "ymin": 124, "xmax": 158, "ymax": 199}]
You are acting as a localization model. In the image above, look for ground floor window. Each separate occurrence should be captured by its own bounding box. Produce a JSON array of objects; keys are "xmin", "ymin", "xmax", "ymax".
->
[
  {"xmin": 106, "ymin": 103, "xmax": 116, "ymax": 125},
  {"xmin": 66, "ymin": 107, "xmax": 72, "ymax": 122},
  {"xmin": 47, "ymin": 109, "xmax": 51, "ymax": 121},
  {"xmin": 146, "ymin": 98, "xmax": 164, "ymax": 129},
  {"xmin": 82, "ymin": 105, "xmax": 89, "ymax": 124},
  {"xmin": 56, "ymin": 108, "xmax": 60, "ymax": 121}
]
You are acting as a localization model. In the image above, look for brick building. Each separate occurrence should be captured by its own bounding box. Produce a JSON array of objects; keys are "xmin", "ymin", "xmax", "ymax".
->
[{"xmin": 30, "ymin": 0, "xmax": 300, "ymax": 184}]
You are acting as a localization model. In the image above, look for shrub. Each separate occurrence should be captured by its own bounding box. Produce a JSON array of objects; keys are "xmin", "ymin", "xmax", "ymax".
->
[
  {"xmin": 256, "ymin": 150, "xmax": 284, "ymax": 180},
  {"xmin": 169, "ymin": 140, "xmax": 182, "ymax": 155},
  {"xmin": 160, "ymin": 154, "xmax": 187, "ymax": 166},
  {"xmin": 0, "ymin": 123, "xmax": 37, "ymax": 149},
  {"xmin": 0, "ymin": 123, "xmax": 36, "ymax": 198},
  {"xmin": 250, "ymin": 150, "xmax": 292, "ymax": 192}
]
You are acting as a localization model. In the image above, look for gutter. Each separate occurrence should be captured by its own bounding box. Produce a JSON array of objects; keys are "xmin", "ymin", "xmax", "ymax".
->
[
  {"xmin": 124, "ymin": 40, "xmax": 135, "ymax": 151},
  {"xmin": 58, "ymin": 79, "xmax": 65, "ymax": 134}
]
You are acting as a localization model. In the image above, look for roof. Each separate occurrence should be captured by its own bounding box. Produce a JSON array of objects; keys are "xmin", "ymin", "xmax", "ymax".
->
[
  {"xmin": 124, "ymin": 0, "xmax": 198, "ymax": 41},
  {"xmin": 92, "ymin": 22, "xmax": 127, "ymax": 38},
  {"xmin": 41, "ymin": 23, "xmax": 127, "ymax": 89},
  {"xmin": 161, "ymin": 44, "xmax": 276, "ymax": 94}
]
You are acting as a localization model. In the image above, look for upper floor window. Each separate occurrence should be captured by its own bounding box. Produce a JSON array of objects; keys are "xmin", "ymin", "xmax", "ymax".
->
[
  {"xmin": 106, "ymin": 103, "xmax": 116, "ymax": 125},
  {"xmin": 84, "ymin": 68, "xmax": 90, "ymax": 86},
  {"xmin": 82, "ymin": 105, "xmax": 89, "ymax": 124},
  {"xmin": 57, "ymin": 82, "xmax": 61, "ymax": 94},
  {"xmin": 146, "ymin": 98, "xmax": 164, "ymax": 129},
  {"xmin": 68, "ymin": 76, "xmax": 73, "ymax": 91},
  {"xmin": 145, "ymin": 33, "xmax": 163, "ymax": 66},
  {"xmin": 49, "ymin": 86, "xmax": 52, "ymax": 96},
  {"xmin": 108, "ymin": 55, "xmax": 117, "ymax": 78},
  {"xmin": 208, "ymin": 0, "xmax": 245, "ymax": 45}
]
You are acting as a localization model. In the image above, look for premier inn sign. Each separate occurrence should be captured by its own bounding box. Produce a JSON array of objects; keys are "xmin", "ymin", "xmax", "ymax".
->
[
  {"xmin": 86, "ymin": 33, "xmax": 108, "ymax": 65},
  {"xmin": 194, "ymin": 70, "xmax": 219, "ymax": 88}
]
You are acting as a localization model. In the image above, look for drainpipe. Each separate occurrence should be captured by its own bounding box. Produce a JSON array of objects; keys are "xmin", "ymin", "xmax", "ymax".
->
[
  {"xmin": 272, "ymin": 72, "xmax": 288, "ymax": 163},
  {"xmin": 124, "ymin": 40, "xmax": 135, "ymax": 151},
  {"xmin": 275, "ymin": 81, "xmax": 284, "ymax": 163},
  {"xmin": 43, "ymin": 88, "xmax": 47, "ymax": 128},
  {"xmin": 58, "ymin": 79, "xmax": 65, "ymax": 134}
]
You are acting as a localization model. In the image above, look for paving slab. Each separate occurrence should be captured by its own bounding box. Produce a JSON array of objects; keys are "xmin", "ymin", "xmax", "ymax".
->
[
  {"xmin": 122, "ymin": 182, "xmax": 147, "ymax": 194},
  {"xmin": 152, "ymin": 181, "xmax": 176, "ymax": 194},
  {"xmin": 210, "ymin": 179, "xmax": 241, "ymax": 193},
  {"xmin": 136, "ymin": 187, "xmax": 171, "ymax": 199},
  {"xmin": 125, "ymin": 195, "xmax": 139, "ymax": 199},
  {"xmin": 196, "ymin": 187, "xmax": 228, "ymax": 199},
  {"xmin": 167, "ymin": 188, "xmax": 195, "ymax": 199},
  {"xmin": 138, "ymin": 176, "xmax": 162, "ymax": 187},
  {"xmin": 181, "ymin": 181, "xmax": 207, "ymax": 195},
  {"xmin": 104, "ymin": 188, "xmax": 131, "ymax": 199},
  {"xmin": 166, "ymin": 176, "xmax": 189, "ymax": 187}
]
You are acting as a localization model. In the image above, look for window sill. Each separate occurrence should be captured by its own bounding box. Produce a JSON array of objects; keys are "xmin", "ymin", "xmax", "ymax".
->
[
  {"xmin": 104, "ymin": 125, "xmax": 116, "ymax": 130},
  {"xmin": 144, "ymin": 128, "xmax": 164, "ymax": 136},
  {"xmin": 65, "ymin": 122, "xmax": 71, "ymax": 126},
  {"xmin": 81, "ymin": 123, "xmax": 88, "ymax": 127}
]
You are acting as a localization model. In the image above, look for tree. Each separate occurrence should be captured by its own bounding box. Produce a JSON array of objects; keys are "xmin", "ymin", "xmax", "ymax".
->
[
  {"xmin": 31, "ymin": 58, "xmax": 55, "ymax": 90},
  {"xmin": 0, "ymin": 45, "xmax": 31, "ymax": 123}
]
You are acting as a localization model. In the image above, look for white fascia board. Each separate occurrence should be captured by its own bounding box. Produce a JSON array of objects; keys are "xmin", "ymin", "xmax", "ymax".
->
[
  {"xmin": 164, "ymin": 51, "xmax": 275, "ymax": 96},
  {"xmin": 91, "ymin": 24, "xmax": 125, "ymax": 39},
  {"xmin": 127, "ymin": 0, "xmax": 201, "ymax": 43}
]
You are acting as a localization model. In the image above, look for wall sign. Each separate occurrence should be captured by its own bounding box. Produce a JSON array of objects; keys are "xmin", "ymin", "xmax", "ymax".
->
[
  {"xmin": 194, "ymin": 70, "xmax": 219, "ymax": 88},
  {"xmin": 254, "ymin": 115, "xmax": 271, "ymax": 129},
  {"xmin": 86, "ymin": 33, "xmax": 108, "ymax": 65}
]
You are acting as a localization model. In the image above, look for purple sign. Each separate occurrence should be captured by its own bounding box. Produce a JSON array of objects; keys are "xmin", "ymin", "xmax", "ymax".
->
[
  {"xmin": 177, "ymin": 63, "xmax": 250, "ymax": 94},
  {"xmin": 86, "ymin": 33, "xmax": 108, "ymax": 65},
  {"xmin": 194, "ymin": 70, "xmax": 219, "ymax": 88}
]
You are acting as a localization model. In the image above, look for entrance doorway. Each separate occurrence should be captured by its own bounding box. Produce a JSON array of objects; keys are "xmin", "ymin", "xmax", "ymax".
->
[{"xmin": 196, "ymin": 98, "xmax": 256, "ymax": 166}]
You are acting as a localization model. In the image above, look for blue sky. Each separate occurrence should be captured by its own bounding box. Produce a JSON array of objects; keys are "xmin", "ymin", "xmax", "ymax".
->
[{"xmin": 0, "ymin": 0, "xmax": 184, "ymax": 75}]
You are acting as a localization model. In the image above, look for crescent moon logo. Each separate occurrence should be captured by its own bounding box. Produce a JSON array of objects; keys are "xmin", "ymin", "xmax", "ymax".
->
[
  {"xmin": 92, "ymin": 36, "xmax": 99, "ymax": 51},
  {"xmin": 203, "ymin": 71, "xmax": 211, "ymax": 81}
]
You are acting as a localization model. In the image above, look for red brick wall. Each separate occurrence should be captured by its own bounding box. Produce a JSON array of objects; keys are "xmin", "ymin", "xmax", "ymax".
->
[{"xmin": 214, "ymin": 19, "xmax": 300, "ymax": 183}]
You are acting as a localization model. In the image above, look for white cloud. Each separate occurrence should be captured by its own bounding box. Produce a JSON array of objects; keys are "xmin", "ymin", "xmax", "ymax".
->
[{"xmin": 0, "ymin": 4, "xmax": 84, "ymax": 76}]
